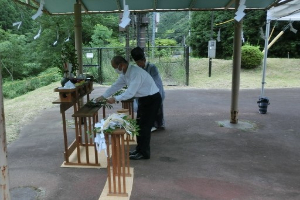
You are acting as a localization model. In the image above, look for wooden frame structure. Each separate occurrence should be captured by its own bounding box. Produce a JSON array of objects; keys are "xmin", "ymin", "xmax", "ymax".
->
[{"xmin": 53, "ymin": 81, "xmax": 105, "ymax": 167}]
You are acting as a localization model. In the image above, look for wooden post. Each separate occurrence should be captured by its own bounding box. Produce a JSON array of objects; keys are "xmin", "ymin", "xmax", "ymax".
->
[
  {"xmin": 230, "ymin": 0, "xmax": 242, "ymax": 124},
  {"xmin": 0, "ymin": 62, "xmax": 11, "ymax": 200}
]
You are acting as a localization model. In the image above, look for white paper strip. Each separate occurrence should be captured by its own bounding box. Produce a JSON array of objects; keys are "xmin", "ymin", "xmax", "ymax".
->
[
  {"xmin": 13, "ymin": 21, "xmax": 22, "ymax": 29},
  {"xmin": 234, "ymin": 12, "xmax": 245, "ymax": 22},
  {"xmin": 65, "ymin": 32, "xmax": 70, "ymax": 42},
  {"xmin": 217, "ymin": 29, "xmax": 221, "ymax": 42},
  {"xmin": 289, "ymin": 22, "xmax": 298, "ymax": 33},
  {"xmin": 234, "ymin": 0, "xmax": 246, "ymax": 22},
  {"xmin": 119, "ymin": 17, "xmax": 131, "ymax": 28},
  {"xmin": 260, "ymin": 27, "xmax": 265, "ymax": 39},
  {"xmin": 119, "ymin": 4, "xmax": 131, "ymax": 28},
  {"xmin": 34, "ymin": 26, "xmax": 42, "ymax": 40},
  {"xmin": 241, "ymin": 31, "xmax": 245, "ymax": 43},
  {"xmin": 94, "ymin": 133, "xmax": 107, "ymax": 156},
  {"xmin": 32, "ymin": 0, "xmax": 45, "ymax": 20},
  {"xmin": 53, "ymin": 30, "xmax": 59, "ymax": 46}
]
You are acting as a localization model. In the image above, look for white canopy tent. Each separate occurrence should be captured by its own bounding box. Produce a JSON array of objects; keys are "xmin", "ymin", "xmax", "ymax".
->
[{"xmin": 261, "ymin": 0, "xmax": 300, "ymax": 98}]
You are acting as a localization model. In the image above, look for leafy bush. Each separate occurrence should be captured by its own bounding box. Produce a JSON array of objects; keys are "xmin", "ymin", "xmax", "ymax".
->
[
  {"xmin": 241, "ymin": 44, "xmax": 263, "ymax": 69},
  {"xmin": 22, "ymin": 63, "xmax": 42, "ymax": 77},
  {"xmin": 155, "ymin": 38, "xmax": 178, "ymax": 58},
  {"xmin": 3, "ymin": 68, "xmax": 61, "ymax": 99}
]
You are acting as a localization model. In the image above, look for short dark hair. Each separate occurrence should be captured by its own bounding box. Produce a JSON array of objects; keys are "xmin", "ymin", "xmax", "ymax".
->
[
  {"xmin": 112, "ymin": 56, "xmax": 128, "ymax": 65},
  {"xmin": 131, "ymin": 47, "xmax": 145, "ymax": 61}
]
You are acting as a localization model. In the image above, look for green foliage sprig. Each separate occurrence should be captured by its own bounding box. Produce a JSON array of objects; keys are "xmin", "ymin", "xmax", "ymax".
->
[
  {"xmin": 54, "ymin": 42, "xmax": 79, "ymax": 76},
  {"xmin": 86, "ymin": 98, "xmax": 113, "ymax": 109},
  {"xmin": 112, "ymin": 86, "xmax": 128, "ymax": 97}
]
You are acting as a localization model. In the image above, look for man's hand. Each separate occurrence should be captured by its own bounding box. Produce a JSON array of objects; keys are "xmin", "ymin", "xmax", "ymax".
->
[
  {"xmin": 107, "ymin": 97, "xmax": 116, "ymax": 104},
  {"xmin": 95, "ymin": 96, "xmax": 105, "ymax": 102}
]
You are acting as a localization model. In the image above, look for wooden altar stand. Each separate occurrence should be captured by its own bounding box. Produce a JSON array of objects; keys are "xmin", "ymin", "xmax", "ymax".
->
[
  {"xmin": 103, "ymin": 129, "xmax": 133, "ymax": 197},
  {"xmin": 53, "ymin": 81, "xmax": 106, "ymax": 168}
]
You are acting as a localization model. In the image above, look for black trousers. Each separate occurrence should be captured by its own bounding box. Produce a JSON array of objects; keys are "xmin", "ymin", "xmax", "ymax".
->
[
  {"xmin": 136, "ymin": 92, "xmax": 162, "ymax": 158},
  {"xmin": 154, "ymin": 103, "xmax": 164, "ymax": 128}
]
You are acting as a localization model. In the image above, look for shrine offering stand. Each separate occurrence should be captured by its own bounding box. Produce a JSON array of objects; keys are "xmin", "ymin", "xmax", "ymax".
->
[
  {"xmin": 53, "ymin": 81, "xmax": 105, "ymax": 167},
  {"xmin": 104, "ymin": 129, "xmax": 132, "ymax": 197}
]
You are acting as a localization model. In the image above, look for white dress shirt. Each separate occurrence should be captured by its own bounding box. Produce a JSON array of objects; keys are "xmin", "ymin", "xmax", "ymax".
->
[{"xmin": 102, "ymin": 65, "xmax": 159, "ymax": 101}]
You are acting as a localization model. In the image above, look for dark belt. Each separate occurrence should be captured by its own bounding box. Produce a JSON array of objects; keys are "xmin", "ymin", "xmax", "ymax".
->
[{"xmin": 139, "ymin": 92, "xmax": 160, "ymax": 100}]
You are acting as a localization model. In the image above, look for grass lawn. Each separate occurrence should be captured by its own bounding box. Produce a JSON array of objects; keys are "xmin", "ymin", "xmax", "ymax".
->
[{"xmin": 188, "ymin": 58, "xmax": 300, "ymax": 89}]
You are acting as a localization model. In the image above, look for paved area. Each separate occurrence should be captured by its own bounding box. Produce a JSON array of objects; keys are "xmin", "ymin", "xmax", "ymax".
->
[{"xmin": 7, "ymin": 86, "xmax": 300, "ymax": 200}]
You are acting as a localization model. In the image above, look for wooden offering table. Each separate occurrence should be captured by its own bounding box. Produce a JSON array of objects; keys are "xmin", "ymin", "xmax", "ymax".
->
[
  {"xmin": 104, "ymin": 129, "xmax": 132, "ymax": 197},
  {"xmin": 53, "ymin": 81, "xmax": 105, "ymax": 167}
]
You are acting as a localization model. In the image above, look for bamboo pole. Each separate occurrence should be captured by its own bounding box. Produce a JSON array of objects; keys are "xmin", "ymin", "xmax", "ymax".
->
[
  {"xmin": 0, "ymin": 58, "xmax": 11, "ymax": 200},
  {"xmin": 230, "ymin": 0, "xmax": 242, "ymax": 124},
  {"xmin": 262, "ymin": 31, "xmax": 284, "ymax": 53}
]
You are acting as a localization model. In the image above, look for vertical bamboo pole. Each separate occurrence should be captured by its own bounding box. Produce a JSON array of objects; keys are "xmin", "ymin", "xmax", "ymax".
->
[
  {"xmin": 74, "ymin": 1, "xmax": 84, "ymax": 111},
  {"xmin": 0, "ymin": 59, "xmax": 11, "ymax": 200},
  {"xmin": 230, "ymin": 0, "xmax": 243, "ymax": 124},
  {"xmin": 74, "ymin": 1, "xmax": 83, "ymax": 75}
]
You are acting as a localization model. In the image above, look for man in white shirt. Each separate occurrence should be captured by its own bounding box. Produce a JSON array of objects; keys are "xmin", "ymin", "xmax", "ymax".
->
[{"xmin": 96, "ymin": 56, "xmax": 162, "ymax": 160}]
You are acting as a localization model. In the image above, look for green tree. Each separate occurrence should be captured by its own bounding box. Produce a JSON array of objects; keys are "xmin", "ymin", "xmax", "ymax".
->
[
  {"xmin": 0, "ymin": 0, "xmax": 34, "ymax": 34},
  {"xmin": 82, "ymin": 14, "xmax": 119, "ymax": 45},
  {"xmin": 90, "ymin": 24, "xmax": 113, "ymax": 47},
  {"xmin": 189, "ymin": 10, "xmax": 300, "ymax": 59},
  {"xmin": 0, "ymin": 29, "xmax": 26, "ymax": 80},
  {"xmin": 156, "ymin": 12, "xmax": 189, "ymax": 44}
]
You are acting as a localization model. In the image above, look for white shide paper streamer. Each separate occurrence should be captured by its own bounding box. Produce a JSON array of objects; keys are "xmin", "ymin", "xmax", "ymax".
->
[
  {"xmin": 13, "ymin": 21, "xmax": 22, "ymax": 29},
  {"xmin": 234, "ymin": 0, "xmax": 246, "ymax": 22},
  {"xmin": 32, "ymin": 0, "xmax": 45, "ymax": 20},
  {"xmin": 119, "ymin": 4, "xmax": 131, "ymax": 28},
  {"xmin": 34, "ymin": 26, "xmax": 42, "ymax": 40}
]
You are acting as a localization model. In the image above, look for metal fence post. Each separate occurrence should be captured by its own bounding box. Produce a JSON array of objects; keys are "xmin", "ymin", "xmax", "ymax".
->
[
  {"xmin": 185, "ymin": 46, "xmax": 189, "ymax": 86},
  {"xmin": 98, "ymin": 48, "xmax": 103, "ymax": 84}
]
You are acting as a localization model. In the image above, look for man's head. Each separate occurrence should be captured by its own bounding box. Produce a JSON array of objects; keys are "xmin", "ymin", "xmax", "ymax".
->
[
  {"xmin": 131, "ymin": 47, "xmax": 146, "ymax": 68},
  {"xmin": 111, "ymin": 56, "xmax": 128, "ymax": 74}
]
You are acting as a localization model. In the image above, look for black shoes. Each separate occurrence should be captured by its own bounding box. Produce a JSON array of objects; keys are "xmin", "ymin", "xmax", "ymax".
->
[
  {"xmin": 129, "ymin": 150, "xmax": 139, "ymax": 156},
  {"xmin": 129, "ymin": 152, "xmax": 149, "ymax": 160}
]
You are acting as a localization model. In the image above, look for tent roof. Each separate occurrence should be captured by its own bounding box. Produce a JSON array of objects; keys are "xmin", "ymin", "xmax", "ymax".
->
[
  {"xmin": 267, "ymin": 0, "xmax": 300, "ymax": 20},
  {"xmin": 13, "ymin": 0, "xmax": 285, "ymax": 15}
]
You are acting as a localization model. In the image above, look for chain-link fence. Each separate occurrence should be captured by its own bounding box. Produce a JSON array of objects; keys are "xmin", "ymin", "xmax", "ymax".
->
[{"xmin": 82, "ymin": 46, "xmax": 189, "ymax": 86}]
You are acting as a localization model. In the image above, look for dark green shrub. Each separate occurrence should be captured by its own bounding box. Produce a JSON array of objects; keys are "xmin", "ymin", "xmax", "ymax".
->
[
  {"xmin": 241, "ymin": 44, "xmax": 263, "ymax": 69},
  {"xmin": 3, "ymin": 68, "xmax": 61, "ymax": 99},
  {"xmin": 22, "ymin": 63, "xmax": 42, "ymax": 77}
]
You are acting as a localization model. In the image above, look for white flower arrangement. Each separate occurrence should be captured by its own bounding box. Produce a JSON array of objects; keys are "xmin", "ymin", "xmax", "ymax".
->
[{"xmin": 93, "ymin": 113, "xmax": 139, "ymax": 154}]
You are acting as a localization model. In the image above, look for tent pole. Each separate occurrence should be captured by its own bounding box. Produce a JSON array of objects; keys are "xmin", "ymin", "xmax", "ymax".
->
[
  {"xmin": 0, "ymin": 59, "xmax": 11, "ymax": 200},
  {"xmin": 261, "ymin": 20, "xmax": 271, "ymax": 98},
  {"xmin": 74, "ymin": 2, "xmax": 83, "ymax": 75},
  {"xmin": 230, "ymin": 0, "xmax": 242, "ymax": 124}
]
